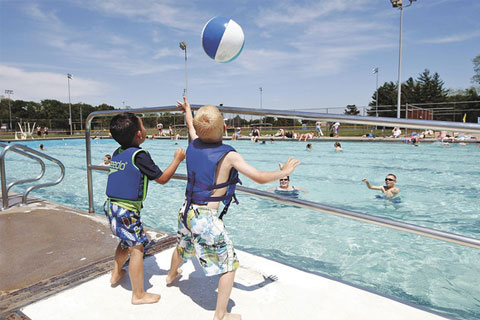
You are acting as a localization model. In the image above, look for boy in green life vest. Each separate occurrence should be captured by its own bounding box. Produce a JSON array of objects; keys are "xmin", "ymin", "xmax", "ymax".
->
[{"xmin": 105, "ymin": 112, "xmax": 185, "ymax": 304}]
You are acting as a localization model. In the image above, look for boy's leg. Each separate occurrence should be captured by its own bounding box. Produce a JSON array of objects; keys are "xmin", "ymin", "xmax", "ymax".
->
[
  {"xmin": 111, "ymin": 242, "xmax": 129, "ymax": 285},
  {"xmin": 166, "ymin": 248, "xmax": 183, "ymax": 285},
  {"xmin": 129, "ymin": 244, "xmax": 161, "ymax": 304},
  {"xmin": 214, "ymin": 271, "xmax": 241, "ymax": 320}
]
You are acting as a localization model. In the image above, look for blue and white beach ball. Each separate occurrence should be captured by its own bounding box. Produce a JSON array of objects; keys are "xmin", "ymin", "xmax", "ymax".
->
[{"xmin": 201, "ymin": 16, "xmax": 245, "ymax": 63}]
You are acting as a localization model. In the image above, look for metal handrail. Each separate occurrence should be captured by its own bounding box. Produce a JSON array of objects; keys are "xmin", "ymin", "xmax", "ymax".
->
[
  {"xmin": 85, "ymin": 106, "xmax": 480, "ymax": 250},
  {"xmin": 0, "ymin": 143, "xmax": 45, "ymax": 208},
  {"xmin": 0, "ymin": 143, "xmax": 65, "ymax": 209}
]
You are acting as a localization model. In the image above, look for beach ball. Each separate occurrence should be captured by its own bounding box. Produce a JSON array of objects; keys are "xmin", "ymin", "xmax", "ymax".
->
[{"xmin": 201, "ymin": 16, "xmax": 244, "ymax": 63}]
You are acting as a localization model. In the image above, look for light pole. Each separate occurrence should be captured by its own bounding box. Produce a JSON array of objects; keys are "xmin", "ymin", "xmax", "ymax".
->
[
  {"xmin": 372, "ymin": 67, "xmax": 379, "ymax": 117},
  {"xmin": 259, "ymin": 87, "xmax": 263, "ymax": 109},
  {"xmin": 179, "ymin": 41, "xmax": 188, "ymax": 98},
  {"xmin": 67, "ymin": 73, "xmax": 73, "ymax": 135},
  {"xmin": 390, "ymin": 0, "xmax": 416, "ymax": 118},
  {"xmin": 4, "ymin": 90, "xmax": 13, "ymax": 130}
]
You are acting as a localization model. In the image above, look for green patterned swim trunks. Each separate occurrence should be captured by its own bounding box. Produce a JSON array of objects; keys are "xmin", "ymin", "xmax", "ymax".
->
[{"xmin": 176, "ymin": 203, "xmax": 239, "ymax": 276}]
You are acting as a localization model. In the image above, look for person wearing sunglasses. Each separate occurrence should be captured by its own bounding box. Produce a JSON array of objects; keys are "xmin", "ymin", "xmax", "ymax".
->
[
  {"xmin": 362, "ymin": 174, "xmax": 399, "ymax": 198},
  {"xmin": 268, "ymin": 163, "xmax": 308, "ymax": 197}
]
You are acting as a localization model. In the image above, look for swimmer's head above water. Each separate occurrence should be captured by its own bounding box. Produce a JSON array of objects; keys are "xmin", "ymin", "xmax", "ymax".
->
[
  {"xmin": 384, "ymin": 174, "xmax": 397, "ymax": 189},
  {"xmin": 279, "ymin": 176, "xmax": 290, "ymax": 188}
]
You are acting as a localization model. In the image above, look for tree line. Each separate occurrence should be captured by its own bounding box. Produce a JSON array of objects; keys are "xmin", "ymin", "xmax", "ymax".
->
[
  {"xmin": 346, "ymin": 55, "xmax": 480, "ymax": 123},
  {"xmin": 2, "ymin": 55, "xmax": 479, "ymax": 131}
]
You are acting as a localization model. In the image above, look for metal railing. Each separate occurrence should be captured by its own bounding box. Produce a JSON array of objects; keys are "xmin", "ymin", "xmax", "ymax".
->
[
  {"xmin": 0, "ymin": 143, "xmax": 65, "ymax": 209},
  {"xmin": 85, "ymin": 106, "xmax": 480, "ymax": 250}
]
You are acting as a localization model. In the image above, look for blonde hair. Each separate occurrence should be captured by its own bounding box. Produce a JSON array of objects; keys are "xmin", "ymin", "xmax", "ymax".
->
[{"xmin": 193, "ymin": 105, "xmax": 224, "ymax": 143}]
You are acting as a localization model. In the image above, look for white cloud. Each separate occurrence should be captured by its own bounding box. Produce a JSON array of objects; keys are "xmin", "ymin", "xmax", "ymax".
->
[
  {"xmin": 421, "ymin": 31, "xmax": 480, "ymax": 44},
  {"xmin": 256, "ymin": 0, "xmax": 369, "ymax": 27},
  {"xmin": 77, "ymin": 0, "xmax": 203, "ymax": 31},
  {"xmin": 22, "ymin": 2, "xmax": 181, "ymax": 76},
  {"xmin": 0, "ymin": 65, "xmax": 110, "ymax": 103}
]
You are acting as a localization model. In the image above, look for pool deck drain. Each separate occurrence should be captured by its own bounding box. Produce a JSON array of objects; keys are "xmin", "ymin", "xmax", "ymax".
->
[{"xmin": 0, "ymin": 200, "xmax": 448, "ymax": 320}]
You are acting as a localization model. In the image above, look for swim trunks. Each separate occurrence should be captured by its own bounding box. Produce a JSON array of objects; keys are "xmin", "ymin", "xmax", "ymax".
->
[
  {"xmin": 104, "ymin": 200, "xmax": 148, "ymax": 249},
  {"xmin": 176, "ymin": 202, "xmax": 239, "ymax": 276}
]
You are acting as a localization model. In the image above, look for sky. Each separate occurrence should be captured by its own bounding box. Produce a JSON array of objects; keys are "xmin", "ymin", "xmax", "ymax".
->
[{"xmin": 1, "ymin": 0, "xmax": 479, "ymax": 113}]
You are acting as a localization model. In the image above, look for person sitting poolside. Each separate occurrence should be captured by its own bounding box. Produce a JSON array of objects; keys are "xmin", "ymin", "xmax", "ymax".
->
[
  {"xmin": 250, "ymin": 128, "xmax": 260, "ymax": 142},
  {"xmin": 274, "ymin": 128, "xmax": 285, "ymax": 138},
  {"xmin": 392, "ymin": 127, "xmax": 402, "ymax": 138},
  {"xmin": 298, "ymin": 132, "xmax": 313, "ymax": 142},
  {"xmin": 362, "ymin": 174, "xmax": 399, "ymax": 198}
]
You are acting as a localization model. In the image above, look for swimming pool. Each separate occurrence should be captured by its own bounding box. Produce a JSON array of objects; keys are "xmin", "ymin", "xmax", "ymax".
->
[{"xmin": 6, "ymin": 138, "xmax": 480, "ymax": 319}]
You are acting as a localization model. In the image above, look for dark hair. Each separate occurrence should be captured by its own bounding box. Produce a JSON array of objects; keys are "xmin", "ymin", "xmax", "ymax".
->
[
  {"xmin": 387, "ymin": 173, "xmax": 397, "ymax": 179},
  {"xmin": 109, "ymin": 112, "xmax": 140, "ymax": 147}
]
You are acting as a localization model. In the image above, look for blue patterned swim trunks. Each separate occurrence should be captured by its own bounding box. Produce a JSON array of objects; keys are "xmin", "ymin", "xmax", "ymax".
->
[
  {"xmin": 104, "ymin": 200, "xmax": 148, "ymax": 249},
  {"xmin": 176, "ymin": 203, "xmax": 239, "ymax": 276}
]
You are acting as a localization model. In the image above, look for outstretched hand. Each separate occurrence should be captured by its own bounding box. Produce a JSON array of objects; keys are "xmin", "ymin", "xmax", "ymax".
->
[
  {"xmin": 281, "ymin": 157, "xmax": 300, "ymax": 176},
  {"xmin": 176, "ymin": 96, "xmax": 190, "ymax": 113},
  {"xmin": 174, "ymin": 148, "xmax": 186, "ymax": 162}
]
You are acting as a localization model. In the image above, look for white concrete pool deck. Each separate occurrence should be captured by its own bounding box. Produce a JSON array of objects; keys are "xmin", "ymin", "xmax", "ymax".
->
[{"xmin": 21, "ymin": 247, "xmax": 447, "ymax": 320}]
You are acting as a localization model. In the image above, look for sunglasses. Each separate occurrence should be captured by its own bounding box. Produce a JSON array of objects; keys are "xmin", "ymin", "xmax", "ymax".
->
[
  {"xmin": 280, "ymin": 178, "xmax": 289, "ymax": 182},
  {"xmin": 385, "ymin": 178, "xmax": 396, "ymax": 182}
]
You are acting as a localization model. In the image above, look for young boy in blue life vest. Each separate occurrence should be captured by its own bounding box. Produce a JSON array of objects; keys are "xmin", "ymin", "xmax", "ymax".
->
[
  {"xmin": 166, "ymin": 97, "xmax": 300, "ymax": 320},
  {"xmin": 105, "ymin": 112, "xmax": 185, "ymax": 304}
]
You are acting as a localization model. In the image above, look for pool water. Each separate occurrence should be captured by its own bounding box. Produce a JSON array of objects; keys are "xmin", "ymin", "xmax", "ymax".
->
[{"xmin": 6, "ymin": 138, "xmax": 480, "ymax": 319}]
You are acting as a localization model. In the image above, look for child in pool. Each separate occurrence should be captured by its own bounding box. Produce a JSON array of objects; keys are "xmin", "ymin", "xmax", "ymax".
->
[{"xmin": 362, "ymin": 174, "xmax": 399, "ymax": 198}]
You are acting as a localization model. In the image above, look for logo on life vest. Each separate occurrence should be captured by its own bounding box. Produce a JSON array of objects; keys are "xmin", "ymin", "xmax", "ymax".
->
[{"xmin": 109, "ymin": 160, "xmax": 127, "ymax": 174}]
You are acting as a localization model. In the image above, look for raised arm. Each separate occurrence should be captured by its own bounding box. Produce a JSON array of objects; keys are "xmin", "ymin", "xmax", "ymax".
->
[
  {"xmin": 362, "ymin": 178, "xmax": 383, "ymax": 191},
  {"xmin": 155, "ymin": 148, "xmax": 186, "ymax": 184},
  {"xmin": 227, "ymin": 153, "xmax": 300, "ymax": 184},
  {"xmin": 176, "ymin": 96, "xmax": 198, "ymax": 141}
]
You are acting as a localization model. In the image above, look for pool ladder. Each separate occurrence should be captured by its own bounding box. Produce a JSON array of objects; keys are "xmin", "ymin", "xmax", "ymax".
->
[{"xmin": 0, "ymin": 143, "xmax": 65, "ymax": 210}]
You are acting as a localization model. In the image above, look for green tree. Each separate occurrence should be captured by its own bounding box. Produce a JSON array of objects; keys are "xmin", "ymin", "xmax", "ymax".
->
[
  {"xmin": 472, "ymin": 55, "xmax": 480, "ymax": 85},
  {"xmin": 344, "ymin": 105, "xmax": 360, "ymax": 115},
  {"xmin": 416, "ymin": 69, "xmax": 447, "ymax": 104},
  {"xmin": 367, "ymin": 81, "xmax": 398, "ymax": 117}
]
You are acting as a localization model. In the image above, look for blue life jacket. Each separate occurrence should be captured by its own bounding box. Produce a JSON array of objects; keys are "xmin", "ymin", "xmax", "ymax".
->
[
  {"xmin": 184, "ymin": 139, "xmax": 241, "ymax": 221},
  {"xmin": 106, "ymin": 147, "xmax": 148, "ymax": 203}
]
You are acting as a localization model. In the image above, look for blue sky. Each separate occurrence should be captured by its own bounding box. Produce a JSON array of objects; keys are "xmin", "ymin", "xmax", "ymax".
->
[{"xmin": 1, "ymin": 0, "xmax": 479, "ymax": 112}]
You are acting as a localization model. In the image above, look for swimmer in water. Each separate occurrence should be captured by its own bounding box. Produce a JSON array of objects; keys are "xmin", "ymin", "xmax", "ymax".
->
[
  {"xmin": 268, "ymin": 163, "xmax": 308, "ymax": 194},
  {"xmin": 334, "ymin": 142, "xmax": 343, "ymax": 152},
  {"xmin": 362, "ymin": 174, "xmax": 399, "ymax": 198}
]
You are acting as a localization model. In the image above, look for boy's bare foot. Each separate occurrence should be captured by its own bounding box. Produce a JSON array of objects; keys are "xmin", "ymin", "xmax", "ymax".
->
[
  {"xmin": 110, "ymin": 269, "xmax": 126, "ymax": 286},
  {"xmin": 131, "ymin": 292, "xmax": 161, "ymax": 305},
  {"xmin": 166, "ymin": 268, "xmax": 183, "ymax": 285},
  {"xmin": 214, "ymin": 313, "xmax": 242, "ymax": 320}
]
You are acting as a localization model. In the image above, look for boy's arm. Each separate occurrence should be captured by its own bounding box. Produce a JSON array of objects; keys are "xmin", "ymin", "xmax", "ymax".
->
[
  {"xmin": 227, "ymin": 152, "xmax": 300, "ymax": 184},
  {"xmin": 176, "ymin": 96, "xmax": 198, "ymax": 141},
  {"xmin": 362, "ymin": 178, "xmax": 383, "ymax": 190},
  {"xmin": 155, "ymin": 148, "xmax": 186, "ymax": 185}
]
